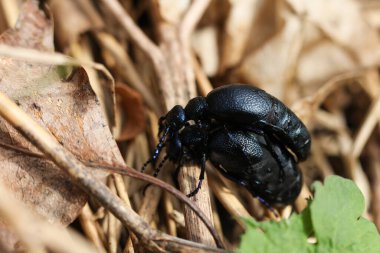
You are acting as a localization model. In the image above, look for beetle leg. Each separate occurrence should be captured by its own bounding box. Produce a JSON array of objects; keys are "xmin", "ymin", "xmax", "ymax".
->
[
  {"xmin": 257, "ymin": 196, "xmax": 279, "ymax": 217},
  {"xmin": 261, "ymin": 134, "xmax": 288, "ymax": 182},
  {"xmin": 257, "ymin": 120, "xmax": 310, "ymax": 161},
  {"xmin": 154, "ymin": 154, "xmax": 169, "ymax": 177},
  {"xmin": 141, "ymin": 159, "xmax": 152, "ymax": 172},
  {"xmin": 186, "ymin": 153, "xmax": 206, "ymax": 197},
  {"xmin": 141, "ymin": 155, "xmax": 169, "ymax": 194},
  {"xmin": 141, "ymin": 127, "xmax": 170, "ymax": 172}
]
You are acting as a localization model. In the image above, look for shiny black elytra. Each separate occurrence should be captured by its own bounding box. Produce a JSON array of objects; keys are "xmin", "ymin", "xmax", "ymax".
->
[{"xmin": 142, "ymin": 84, "xmax": 311, "ymax": 205}]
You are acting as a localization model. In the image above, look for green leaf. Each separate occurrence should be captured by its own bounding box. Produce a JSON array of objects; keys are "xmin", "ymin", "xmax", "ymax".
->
[
  {"xmin": 237, "ymin": 176, "xmax": 380, "ymax": 253},
  {"xmin": 237, "ymin": 206, "xmax": 313, "ymax": 253},
  {"xmin": 311, "ymin": 176, "xmax": 380, "ymax": 253}
]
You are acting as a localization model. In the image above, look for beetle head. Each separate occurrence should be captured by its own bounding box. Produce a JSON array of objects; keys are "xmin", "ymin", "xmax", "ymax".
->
[
  {"xmin": 161, "ymin": 105, "xmax": 186, "ymax": 132},
  {"xmin": 184, "ymin": 96, "xmax": 208, "ymax": 121}
]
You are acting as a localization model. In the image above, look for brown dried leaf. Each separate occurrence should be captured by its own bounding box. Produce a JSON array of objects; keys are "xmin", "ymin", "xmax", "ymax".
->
[
  {"xmin": 220, "ymin": 0, "xmax": 260, "ymax": 71},
  {"xmin": 0, "ymin": 0, "xmax": 123, "ymax": 242},
  {"xmin": 114, "ymin": 83, "xmax": 146, "ymax": 141},
  {"xmin": 239, "ymin": 10, "xmax": 303, "ymax": 98},
  {"xmin": 362, "ymin": 0, "xmax": 380, "ymax": 29},
  {"xmin": 297, "ymin": 41, "xmax": 356, "ymax": 87},
  {"xmin": 192, "ymin": 26, "xmax": 219, "ymax": 76},
  {"xmin": 287, "ymin": 0, "xmax": 380, "ymax": 65},
  {"xmin": 50, "ymin": 0, "xmax": 104, "ymax": 47}
]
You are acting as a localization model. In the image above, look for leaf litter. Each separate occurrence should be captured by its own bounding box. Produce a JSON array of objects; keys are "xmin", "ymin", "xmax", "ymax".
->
[
  {"xmin": 0, "ymin": 1, "xmax": 124, "ymax": 250},
  {"xmin": 0, "ymin": 0, "xmax": 380, "ymax": 252}
]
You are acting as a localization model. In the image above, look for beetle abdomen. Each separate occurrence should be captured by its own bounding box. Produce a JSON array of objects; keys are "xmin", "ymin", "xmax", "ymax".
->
[
  {"xmin": 206, "ymin": 84, "xmax": 311, "ymax": 161},
  {"xmin": 208, "ymin": 128, "xmax": 270, "ymax": 176},
  {"xmin": 208, "ymin": 127, "xmax": 301, "ymax": 204},
  {"xmin": 207, "ymin": 84, "xmax": 272, "ymax": 123}
]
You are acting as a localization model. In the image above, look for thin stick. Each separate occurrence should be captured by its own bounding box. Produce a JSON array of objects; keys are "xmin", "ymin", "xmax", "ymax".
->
[
  {"xmin": 352, "ymin": 93, "xmax": 380, "ymax": 158},
  {"xmin": 175, "ymin": 0, "xmax": 215, "ymax": 246},
  {"xmin": 94, "ymin": 31, "xmax": 161, "ymax": 114},
  {"xmin": 0, "ymin": 91, "xmax": 226, "ymax": 252},
  {"xmin": 100, "ymin": 0, "xmax": 219, "ymax": 247},
  {"xmin": 179, "ymin": 165, "xmax": 216, "ymax": 246},
  {"xmin": 100, "ymin": 0, "xmax": 173, "ymax": 111},
  {"xmin": 0, "ymin": 183, "xmax": 97, "ymax": 253},
  {"xmin": 79, "ymin": 204, "xmax": 107, "ymax": 253},
  {"xmin": 0, "ymin": 140, "xmax": 224, "ymax": 248},
  {"xmin": 180, "ymin": 0, "xmax": 212, "ymax": 42},
  {"xmin": 99, "ymin": 0, "xmax": 161, "ymax": 63}
]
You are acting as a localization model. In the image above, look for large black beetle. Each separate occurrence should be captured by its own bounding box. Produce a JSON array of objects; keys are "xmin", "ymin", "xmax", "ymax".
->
[{"xmin": 143, "ymin": 84, "xmax": 311, "ymax": 205}]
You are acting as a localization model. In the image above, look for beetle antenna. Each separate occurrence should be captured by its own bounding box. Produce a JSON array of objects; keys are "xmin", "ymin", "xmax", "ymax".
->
[
  {"xmin": 154, "ymin": 154, "xmax": 169, "ymax": 177},
  {"xmin": 141, "ymin": 159, "xmax": 151, "ymax": 172},
  {"xmin": 257, "ymin": 196, "xmax": 279, "ymax": 218},
  {"xmin": 141, "ymin": 127, "xmax": 170, "ymax": 172}
]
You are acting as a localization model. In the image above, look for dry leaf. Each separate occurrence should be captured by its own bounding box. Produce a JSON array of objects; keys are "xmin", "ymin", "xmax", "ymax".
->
[
  {"xmin": 192, "ymin": 26, "xmax": 219, "ymax": 76},
  {"xmin": 239, "ymin": 9, "xmax": 303, "ymax": 98},
  {"xmin": 50, "ymin": 0, "xmax": 104, "ymax": 47},
  {"xmin": 1, "ymin": 0, "xmax": 380, "ymax": 251},
  {"xmin": 220, "ymin": 0, "xmax": 260, "ymax": 71},
  {"xmin": 0, "ymin": 1, "xmax": 124, "ymax": 248},
  {"xmin": 114, "ymin": 83, "xmax": 146, "ymax": 141},
  {"xmin": 297, "ymin": 41, "xmax": 356, "ymax": 87},
  {"xmin": 363, "ymin": 1, "xmax": 380, "ymax": 29},
  {"xmin": 287, "ymin": 0, "xmax": 380, "ymax": 65}
]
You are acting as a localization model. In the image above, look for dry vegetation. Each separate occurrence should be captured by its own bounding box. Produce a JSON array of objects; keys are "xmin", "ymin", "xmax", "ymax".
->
[{"xmin": 0, "ymin": 0, "xmax": 379, "ymax": 252}]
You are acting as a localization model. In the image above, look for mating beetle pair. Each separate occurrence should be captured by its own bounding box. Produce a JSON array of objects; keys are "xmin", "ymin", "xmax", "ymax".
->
[{"xmin": 143, "ymin": 84, "xmax": 311, "ymax": 205}]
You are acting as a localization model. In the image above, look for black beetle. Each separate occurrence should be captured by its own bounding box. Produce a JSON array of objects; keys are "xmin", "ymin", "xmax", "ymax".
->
[{"xmin": 143, "ymin": 84, "xmax": 311, "ymax": 205}]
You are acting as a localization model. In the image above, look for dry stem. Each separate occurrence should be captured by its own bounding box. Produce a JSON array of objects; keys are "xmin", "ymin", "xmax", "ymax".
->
[
  {"xmin": 102, "ymin": 0, "xmax": 217, "ymax": 247},
  {"xmin": 0, "ymin": 91, "xmax": 226, "ymax": 252}
]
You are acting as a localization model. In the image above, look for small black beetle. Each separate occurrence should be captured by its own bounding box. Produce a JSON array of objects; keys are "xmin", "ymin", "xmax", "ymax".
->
[{"xmin": 143, "ymin": 84, "xmax": 311, "ymax": 205}]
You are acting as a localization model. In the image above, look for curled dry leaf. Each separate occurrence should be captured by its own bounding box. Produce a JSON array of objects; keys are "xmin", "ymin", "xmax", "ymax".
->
[
  {"xmin": 297, "ymin": 41, "xmax": 356, "ymax": 87},
  {"xmin": 220, "ymin": 0, "xmax": 260, "ymax": 71},
  {"xmin": 0, "ymin": 0, "xmax": 124, "ymax": 248},
  {"xmin": 287, "ymin": 0, "xmax": 380, "ymax": 66},
  {"xmin": 192, "ymin": 26, "xmax": 219, "ymax": 76},
  {"xmin": 239, "ymin": 10, "xmax": 303, "ymax": 98},
  {"xmin": 114, "ymin": 83, "xmax": 146, "ymax": 141},
  {"xmin": 49, "ymin": 1, "xmax": 117, "ymax": 130},
  {"xmin": 50, "ymin": 0, "xmax": 104, "ymax": 47}
]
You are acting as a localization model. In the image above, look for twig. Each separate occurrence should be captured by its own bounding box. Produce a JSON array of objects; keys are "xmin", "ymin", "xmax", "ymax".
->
[
  {"xmin": 102, "ymin": 0, "xmax": 218, "ymax": 247},
  {"xmin": 79, "ymin": 204, "xmax": 107, "ymax": 253},
  {"xmin": 292, "ymin": 68, "xmax": 366, "ymax": 124},
  {"xmin": 99, "ymin": 0, "xmax": 160, "ymax": 63},
  {"xmin": 0, "ymin": 94, "xmax": 225, "ymax": 250},
  {"xmin": 192, "ymin": 53, "xmax": 213, "ymax": 96},
  {"xmin": 180, "ymin": 0, "xmax": 211, "ymax": 42},
  {"xmin": 0, "ymin": 91, "xmax": 228, "ymax": 252},
  {"xmin": 100, "ymin": 0, "xmax": 174, "ymax": 111},
  {"xmin": 179, "ymin": 165, "xmax": 216, "ymax": 246},
  {"xmin": 0, "ymin": 182, "xmax": 97, "ymax": 253},
  {"xmin": 94, "ymin": 31, "xmax": 162, "ymax": 115},
  {"xmin": 0, "ymin": 140, "xmax": 223, "ymax": 247},
  {"xmin": 0, "ymin": 141, "xmax": 45, "ymax": 158},
  {"xmin": 207, "ymin": 168, "xmax": 250, "ymax": 229},
  {"xmin": 351, "ymin": 93, "xmax": 380, "ymax": 158},
  {"xmin": 174, "ymin": 0, "xmax": 215, "ymax": 247},
  {"xmin": 0, "ymin": 91, "xmax": 162, "ymax": 251}
]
